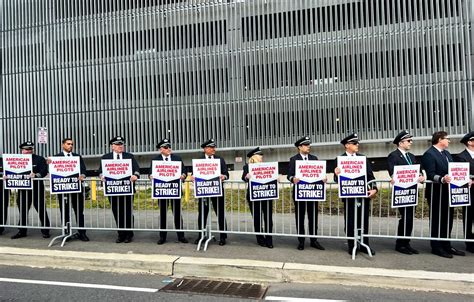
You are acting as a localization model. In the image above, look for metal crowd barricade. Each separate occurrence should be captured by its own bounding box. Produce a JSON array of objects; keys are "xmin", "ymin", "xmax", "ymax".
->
[
  {"xmin": 58, "ymin": 178, "xmax": 202, "ymax": 246},
  {"xmin": 364, "ymin": 179, "xmax": 474, "ymax": 246},
  {"xmin": 3, "ymin": 178, "xmax": 471, "ymax": 260},
  {"xmin": 0, "ymin": 178, "xmax": 368, "ymax": 259},
  {"xmin": 0, "ymin": 178, "xmax": 62, "ymax": 238},
  {"xmin": 0, "ymin": 177, "xmax": 202, "ymax": 247},
  {"xmin": 206, "ymin": 180, "xmax": 358, "ymax": 255},
  {"xmin": 43, "ymin": 177, "xmax": 360, "ymax": 254}
]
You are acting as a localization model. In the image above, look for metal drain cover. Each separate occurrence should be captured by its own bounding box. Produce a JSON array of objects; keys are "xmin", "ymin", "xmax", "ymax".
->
[{"xmin": 160, "ymin": 278, "xmax": 268, "ymax": 299}]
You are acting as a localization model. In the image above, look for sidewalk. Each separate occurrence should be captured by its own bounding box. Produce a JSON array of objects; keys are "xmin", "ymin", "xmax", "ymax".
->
[{"xmin": 0, "ymin": 229, "xmax": 472, "ymax": 294}]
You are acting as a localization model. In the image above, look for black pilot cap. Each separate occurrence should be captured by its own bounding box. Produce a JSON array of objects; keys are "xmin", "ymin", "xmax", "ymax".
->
[
  {"xmin": 294, "ymin": 136, "xmax": 311, "ymax": 147},
  {"xmin": 157, "ymin": 138, "xmax": 171, "ymax": 149},
  {"xmin": 340, "ymin": 133, "xmax": 359, "ymax": 145},
  {"xmin": 201, "ymin": 139, "xmax": 216, "ymax": 148},
  {"xmin": 393, "ymin": 130, "xmax": 413, "ymax": 145},
  {"xmin": 460, "ymin": 131, "xmax": 474, "ymax": 144},
  {"xmin": 109, "ymin": 136, "xmax": 125, "ymax": 145},
  {"xmin": 247, "ymin": 147, "xmax": 263, "ymax": 158},
  {"xmin": 19, "ymin": 141, "xmax": 34, "ymax": 150}
]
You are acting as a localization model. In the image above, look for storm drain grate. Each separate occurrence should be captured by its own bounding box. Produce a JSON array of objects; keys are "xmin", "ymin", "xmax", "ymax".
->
[{"xmin": 160, "ymin": 278, "xmax": 268, "ymax": 300}]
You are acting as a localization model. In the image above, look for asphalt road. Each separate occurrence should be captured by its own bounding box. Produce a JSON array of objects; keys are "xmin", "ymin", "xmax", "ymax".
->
[{"xmin": 0, "ymin": 266, "xmax": 472, "ymax": 302}]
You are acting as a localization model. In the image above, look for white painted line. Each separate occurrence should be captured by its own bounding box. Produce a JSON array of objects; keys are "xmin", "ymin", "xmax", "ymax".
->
[
  {"xmin": 0, "ymin": 277, "xmax": 158, "ymax": 293},
  {"xmin": 265, "ymin": 297, "xmax": 347, "ymax": 302}
]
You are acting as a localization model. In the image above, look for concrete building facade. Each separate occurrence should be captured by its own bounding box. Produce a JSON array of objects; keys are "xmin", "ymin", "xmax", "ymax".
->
[{"xmin": 1, "ymin": 0, "xmax": 473, "ymax": 173}]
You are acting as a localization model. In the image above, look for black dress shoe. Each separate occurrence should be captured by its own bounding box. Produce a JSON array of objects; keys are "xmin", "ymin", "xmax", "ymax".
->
[
  {"xmin": 446, "ymin": 247, "xmax": 465, "ymax": 256},
  {"xmin": 265, "ymin": 239, "xmax": 273, "ymax": 249},
  {"xmin": 218, "ymin": 238, "xmax": 226, "ymax": 246},
  {"xmin": 11, "ymin": 232, "xmax": 27, "ymax": 239},
  {"xmin": 194, "ymin": 237, "xmax": 204, "ymax": 244},
  {"xmin": 310, "ymin": 241, "xmax": 325, "ymax": 250},
  {"xmin": 178, "ymin": 237, "xmax": 188, "ymax": 244},
  {"xmin": 431, "ymin": 248, "xmax": 453, "ymax": 258},
  {"xmin": 405, "ymin": 245, "xmax": 419, "ymax": 254},
  {"xmin": 116, "ymin": 237, "xmax": 124, "ymax": 243},
  {"xmin": 360, "ymin": 246, "xmax": 375, "ymax": 255},
  {"xmin": 157, "ymin": 238, "xmax": 166, "ymax": 245},
  {"xmin": 395, "ymin": 246, "xmax": 412, "ymax": 255},
  {"xmin": 78, "ymin": 233, "xmax": 90, "ymax": 242},
  {"xmin": 42, "ymin": 233, "xmax": 51, "ymax": 239},
  {"xmin": 297, "ymin": 242, "xmax": 304, "ymax": 250},
  {"xmin": 123, "ymin": 237, "xmax": 132, "ymax": 243},
  {"xmin": 257, "ymin": 237, "xmax": 266, "ymax": 247}
]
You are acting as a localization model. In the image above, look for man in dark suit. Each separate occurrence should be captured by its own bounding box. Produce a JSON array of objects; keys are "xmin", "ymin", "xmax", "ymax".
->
[
  {"xmin": 194, "ymin": 139, "xmax": 229, "ymax": 246},
  {"xmin": 454, "ymin": 131, "xmax": 474, "ymax": 253},
  {"xmin": 52, "ymin": 138, "xmax": 89, "ymax": 241},
  {"xmin": 99, "ymin": 136, "xmax": 140, "ymax": 243},
  {"xmin": 421, "ymin": 131, "xmax": 465, "ymax": 258},
  {"xmin": 11, "ymin": 141, "xmax": 51, "ymax": 239},
  {"xmin": 334, "ymin": 133, "xmax": 378, "ymax": 255},
  {"xmin": 0, "ymin": 157, "xmax": 10, "ymax": 235},
  {"xmin": 287, "ymin": 136, "xmax": 325, "ymax": 251},
  {"xmin": 387, "ymin": 130, "xmax": 425, "ymax": 255},
  {"xmin": 151, "ymin": 138, "xmax": 188, "ymax": 245}
]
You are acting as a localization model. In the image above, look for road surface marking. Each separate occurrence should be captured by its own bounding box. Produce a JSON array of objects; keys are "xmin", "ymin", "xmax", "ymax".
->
[
  {"xmin": 0, "ymin": 277, "xmax": 158, "ymax": 293},
  {"xmin": 266, "ymin": 297, "xmax": 346, "ymax": 302}
]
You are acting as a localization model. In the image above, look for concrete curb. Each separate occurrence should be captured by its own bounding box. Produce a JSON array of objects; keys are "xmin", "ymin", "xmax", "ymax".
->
[
  {"xmin": 0, "ymin": 247, "xmax": 177, "ymax": 275},
  {"xmin": 0, "ymin": 247, "xmax": 472, "ymax": 294},
  {"xmin": 174, "ymin": 257, "xmax": 285, "ymax": 282},
  {"xmin": 283, "ymin": 263, "xmax": 474, "ymax": 294}
]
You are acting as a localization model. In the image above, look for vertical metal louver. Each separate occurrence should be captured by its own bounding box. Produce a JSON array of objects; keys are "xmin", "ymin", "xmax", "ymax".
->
[{"xmin": 1, "ymin": 0, "xmax": 472, "ymax": 157}]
